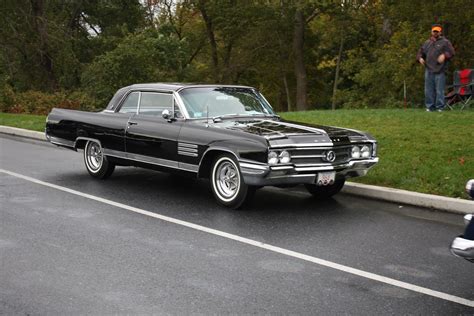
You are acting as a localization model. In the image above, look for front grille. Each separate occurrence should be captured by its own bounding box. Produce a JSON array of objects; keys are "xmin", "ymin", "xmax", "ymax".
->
[{"xmin": 289, "ymin": 146, "xmax": 351, "ymax": 165}]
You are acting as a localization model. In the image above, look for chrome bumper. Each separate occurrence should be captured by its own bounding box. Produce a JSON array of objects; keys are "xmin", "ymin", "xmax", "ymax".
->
[{"xmin": 239, "ymin": 158, "xmax": 379, "ymax": 186}]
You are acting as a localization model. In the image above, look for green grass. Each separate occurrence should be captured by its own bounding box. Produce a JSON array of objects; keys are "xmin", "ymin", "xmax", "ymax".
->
[
  {"xmin": 1, "ymin": 110, "xmax": 473, "ymax": 199},
  {"xmin": 0, "ymin": 113, "xmax": 46, "ymax": 132},
  {"xmin": 282, "ymin": 109, "xmax": 474, "ymax": 199}
]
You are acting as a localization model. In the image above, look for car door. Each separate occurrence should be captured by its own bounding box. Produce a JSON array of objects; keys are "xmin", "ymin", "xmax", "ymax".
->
[
  {"xmin": 125, "ymin": 91, "xmax": 184, "ymax": 167},
  {"xmin": 99, "ymin": 91, "xmax": 139, "ymax": 153}
]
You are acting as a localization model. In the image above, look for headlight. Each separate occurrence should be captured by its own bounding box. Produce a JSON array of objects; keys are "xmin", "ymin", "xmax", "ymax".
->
[
  {"xmin": 279, "ymin": 150, "xmax": 291, "ymax": 164},
  {"xmin": 351, "ymin": 146, "xmax": 361, "ymax": 158},
  {"xmin": 268, "ymin": 151, "xmax": 279, "ymax": 165},
  {"xmin": 361, "ymin": 145, "xmax": 371, "ymax": 158}
]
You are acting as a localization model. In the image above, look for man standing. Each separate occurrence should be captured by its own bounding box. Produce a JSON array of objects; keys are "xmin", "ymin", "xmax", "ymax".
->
[{"xmin": 417, "ymin": 24, "xmax": 455, "ymax": 112}]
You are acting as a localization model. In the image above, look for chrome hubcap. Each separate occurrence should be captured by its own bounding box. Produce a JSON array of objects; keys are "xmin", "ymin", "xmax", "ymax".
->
[
  {"xmin": 215, "ymin": 160, "xmax": 239, "ymax": 199},
  {"xmin": 86, "ymin": 142, "xmax": 103, "ymax": 171}
]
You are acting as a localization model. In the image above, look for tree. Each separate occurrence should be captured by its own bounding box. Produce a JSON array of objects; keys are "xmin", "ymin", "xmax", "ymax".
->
[{"xmin": 81, "ymin": 28, "xmax": 191, "ymax": 105}]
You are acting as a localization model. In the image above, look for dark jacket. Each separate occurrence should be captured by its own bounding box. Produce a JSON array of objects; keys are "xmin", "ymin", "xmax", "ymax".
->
[{"xmin": 417, "ymin": 36, "xmax": 455, "ymax": 73}]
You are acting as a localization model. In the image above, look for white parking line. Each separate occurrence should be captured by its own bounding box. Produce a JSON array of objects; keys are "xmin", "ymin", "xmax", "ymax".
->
[{"xmin": 1, "ymin": 168, "xmax": 473, "ymax": 308}]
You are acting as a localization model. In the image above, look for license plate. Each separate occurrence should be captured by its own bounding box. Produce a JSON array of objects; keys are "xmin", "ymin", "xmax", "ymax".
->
[{"xmin": 316, "ymin": 171, "xmax": 335, "ymax": 186}]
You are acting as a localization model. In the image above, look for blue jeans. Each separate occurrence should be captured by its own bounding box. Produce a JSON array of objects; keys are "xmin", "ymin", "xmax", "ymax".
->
[
  {"xmin": 464, "ymin": 218, "xmax": 474, "ymax": 240},
  {"xmin": 424, "ymin": 70, "xmax": 446, "ymax": 111}
]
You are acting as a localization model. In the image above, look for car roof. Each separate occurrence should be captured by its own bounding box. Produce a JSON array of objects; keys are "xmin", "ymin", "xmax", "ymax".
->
[
  {"xmin": 126, "ymin": 83, "xmax": 254, "ymax": 91},
  {"xmin": 106, "ymin": 83, "xmax": 255, "ymax": 110}
]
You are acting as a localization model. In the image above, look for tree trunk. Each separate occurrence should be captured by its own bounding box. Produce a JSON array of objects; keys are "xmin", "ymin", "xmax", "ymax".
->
[
  {"xmin": 293, "ymin": 8, "xmax": 307, "ymax": 111},
  {"xmin": 197, "ymin": 1, "xmax": 219, "ymax": 82},
  {"xmin": 283, "ymin": 76, "xmax": 291, "ymax": 112},
  {"xmin": 30, "ymin": 0, "xmax": 56, "ymax": 90},
  {"xmin": 332, "ymin": 36, "xmax": 344, "ymax": 110}
]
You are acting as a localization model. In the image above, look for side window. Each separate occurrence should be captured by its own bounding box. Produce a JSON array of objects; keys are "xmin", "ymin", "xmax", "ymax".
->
[
  {"xmin": 118, "ymin": 92, "xmax": 139, "ymax": 113},
  {"xmin": 139, "ymin": 92, "xmax": 173, "ymax": 116}
]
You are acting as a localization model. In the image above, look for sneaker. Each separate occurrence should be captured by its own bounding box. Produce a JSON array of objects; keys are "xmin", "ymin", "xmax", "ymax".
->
[
  {"xmin": 426, "ymin": 109, "xmax": 432, "ymax": 112},
  {"xmin": 437, "ymin": 109, "xmax": 443, "ymax": 112},
  {"xmin": 450, "ymin": 236, "xmax": 474, "ymax": 262},
  {"xmin": 465, "ymin": 214, "xmax": 473, "ymax": 226}
]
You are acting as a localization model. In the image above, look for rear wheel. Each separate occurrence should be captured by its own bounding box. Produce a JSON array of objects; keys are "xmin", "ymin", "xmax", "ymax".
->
[
  {"xmin": 210, "ymin": 154, "xmax": 255, "ymax": 209},
  {"xmin": 84, "ymin": 140, "xmax": 115, "ymax": 179},
  {"xmin": 305, "ymin": 178, "xmax": 345, "ymax": 199}
]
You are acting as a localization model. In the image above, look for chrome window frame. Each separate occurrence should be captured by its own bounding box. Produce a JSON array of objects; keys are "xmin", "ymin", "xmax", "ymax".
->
[
  {"xmin": 115, "ymin": 89, "xmax": 189, "ymax": 119},
  {"xmin": 137, "ymin": 91, "xmax": 175, "ymax": 116},
  {"xmin": 117, "ymin": 91, "xmax": 140, "ymax": 114}
]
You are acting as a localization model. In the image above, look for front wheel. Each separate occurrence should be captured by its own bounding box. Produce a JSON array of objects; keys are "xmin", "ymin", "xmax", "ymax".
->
[
  {"xmin": 84, "ymin": 140, "xmax": 115, "ymax": 179},
  {"xmin": 210, "ymin": 154, "xmax": 254, "ymax": 209},
  {"xmin": 304, "ymin": 178, "xmax": 345, "ymax": 199}
]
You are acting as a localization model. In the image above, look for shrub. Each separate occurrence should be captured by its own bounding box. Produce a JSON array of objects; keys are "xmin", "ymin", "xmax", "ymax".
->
[{"xmin": 0, "ymin": 89, "xmax": 101, "ymax": 115}]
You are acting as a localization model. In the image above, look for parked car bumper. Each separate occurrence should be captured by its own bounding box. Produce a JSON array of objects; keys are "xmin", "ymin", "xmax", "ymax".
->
[{"xmin": 239, "ymin": 157, "xmax": 379, "ymax": 186}]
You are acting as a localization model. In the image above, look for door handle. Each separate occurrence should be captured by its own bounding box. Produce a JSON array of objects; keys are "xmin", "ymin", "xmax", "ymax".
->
[{"xmin": 128, "ymin": 121, "xmax": 138, "ymax": 126}]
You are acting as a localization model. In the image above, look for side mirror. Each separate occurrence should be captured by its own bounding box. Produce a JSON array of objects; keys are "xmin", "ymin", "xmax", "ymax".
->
[{"xmin": 162, "ymin": 109, "xmax": 170, "ymax": 120}]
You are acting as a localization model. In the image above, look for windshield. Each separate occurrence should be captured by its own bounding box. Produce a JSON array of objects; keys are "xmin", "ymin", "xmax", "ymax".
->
[{"xmin": 178, "ymin": 87, "xmax": 275, "ymax": 119}]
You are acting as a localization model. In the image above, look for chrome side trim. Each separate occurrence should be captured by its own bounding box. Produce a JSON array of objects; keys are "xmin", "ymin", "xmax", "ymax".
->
[
  {"xmin": 178, "ymin": 142, "xmax": 198, "ymax": 149},
  {"xmin": 48, "ymin": 136, "xmax": 75, "ymax": 148},
  {"xmin": 178, "ymin": 151, "xmax": 198, "ymax": 157},
  {"xmin": 239, "ymin": 162, "xmax": 268, "ymax": 170},
  {"xmin": 178, "ymin": 147, "xmax": 197, "ymax": 153},
  {"xmin": 199, "ymin": 148, "xmax": 240, "ymax": 167},
  {"xmin": 75, "ymin": 137, "xmax": 102, "ymax": 148},
  {"xmin": 102, "ymin": 148, "xmax": 198, "ymax": 173},
  {"xmin": 178, "ymin": 142, "xmax": 198, "ymax": 157},
  {"xmin": 179, "ymin": 162, "xmax": 199, "ymax": 172}
]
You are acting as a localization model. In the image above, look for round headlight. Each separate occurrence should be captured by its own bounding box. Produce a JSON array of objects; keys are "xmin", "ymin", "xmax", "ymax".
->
[
  {"xmin": 351, "ymin": 146, "xmax": 361, "ymax": 158},
  {"xmin": 279, "ymin": 150, "xmax": 291, "ymax": 164},
  {"xmin": 361, "ymin": 145, "xmax": 371, "ymax": 158},
  {"xmin": 268, "ymin": 151, "xmax": 279, "ymax": 165}
]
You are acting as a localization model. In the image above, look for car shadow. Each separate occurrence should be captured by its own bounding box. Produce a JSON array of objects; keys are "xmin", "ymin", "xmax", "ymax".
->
[{"xmin": 53, "ymin": 167, "xmax": 357, "ymax": 235}]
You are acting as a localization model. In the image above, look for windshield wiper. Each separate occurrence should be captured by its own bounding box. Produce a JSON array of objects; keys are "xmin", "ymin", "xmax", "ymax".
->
[
  {"xmin": 211, "ymin": 113, "xmax": 241, "ymax": 122},
  {"xmin": 211, "ymin": 113, "xmax": 280, "ymax": 122},
  {"xmin": 249, "ymin": 113, "xmax": 280, "ymax": 119}
]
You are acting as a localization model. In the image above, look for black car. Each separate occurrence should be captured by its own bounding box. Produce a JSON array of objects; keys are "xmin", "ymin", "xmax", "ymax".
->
[{"xmin": 46, "ymin": 83, "xmax": 378, "ymax": 208}]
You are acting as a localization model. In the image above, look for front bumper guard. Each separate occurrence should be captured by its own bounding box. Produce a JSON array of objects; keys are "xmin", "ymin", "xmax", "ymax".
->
[{"xmin": 240, "ymin": 158, "xmax": 379, "ymax": 186}]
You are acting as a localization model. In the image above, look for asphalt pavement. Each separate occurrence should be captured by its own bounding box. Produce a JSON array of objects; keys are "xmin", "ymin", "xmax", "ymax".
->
[{"xmin": 0, "ymin": 134, "xmax": 473, "ymax": 314}]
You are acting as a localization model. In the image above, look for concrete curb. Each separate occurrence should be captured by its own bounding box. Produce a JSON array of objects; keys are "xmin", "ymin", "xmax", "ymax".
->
[
  {"xmin": 1, "ymin": 125, "xmax": 473, "ymax": 214},
  {"xmin": 0, "ymin": 125, "xmax": 46, "ymax": 141},
  {"xmin": 340, "ymin": 182, "xmax": 473, "ymax": 214}
]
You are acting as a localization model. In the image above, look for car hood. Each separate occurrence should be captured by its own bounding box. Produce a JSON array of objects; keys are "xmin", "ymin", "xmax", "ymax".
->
[{"xmin": 210, "ymin": 118, "xmax": 372, "ymax": 147}]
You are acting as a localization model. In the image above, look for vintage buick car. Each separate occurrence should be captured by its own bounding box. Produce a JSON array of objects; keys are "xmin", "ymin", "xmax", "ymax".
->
[{"xmin": 46, "ymin": 83, "xmax": 378, "ymax": 208}]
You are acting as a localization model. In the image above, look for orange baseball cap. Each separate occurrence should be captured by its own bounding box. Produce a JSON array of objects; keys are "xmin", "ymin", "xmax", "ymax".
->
[{"xmin": 431, "ymin": 25, "xmax": 442, "ymax": 32}]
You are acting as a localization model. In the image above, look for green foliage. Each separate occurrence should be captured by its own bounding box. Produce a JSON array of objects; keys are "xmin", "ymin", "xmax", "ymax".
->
[
  {"xmin": 341, "ymin": 22, "xmax": 426, "ymax": 108},
  {"xmin": 81, "ymin": 29, "xmax": 192, "ymax": 106},
  {"xmin": 1, "ymin": 0, "xmax": 473, "ymax": 111}
]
